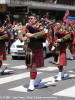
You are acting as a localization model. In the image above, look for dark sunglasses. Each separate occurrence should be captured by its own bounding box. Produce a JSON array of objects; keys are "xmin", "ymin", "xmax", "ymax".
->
[{"xmin": 28, "ymin": 17, "xmax": 34, "ymax": 19}]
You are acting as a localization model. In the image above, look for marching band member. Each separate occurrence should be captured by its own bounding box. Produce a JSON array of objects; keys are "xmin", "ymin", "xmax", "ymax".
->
[
  {"xmin": 56, "ymin": 24, "xmax": 75, "ymax": 59},
  {"xmin": 52, "ymin": 21, "xmax": 68, "ymax": 81},
  {"xmin": 18, "ymin": 13, "xmax": 46, "ymax": 91},
  {"xmin": 63, "ymin": 10, "xmax": 74, "ymax": 60},
  {"xmin": 0, "ymin": 22, "xmax": 9, "ymax": 74}
]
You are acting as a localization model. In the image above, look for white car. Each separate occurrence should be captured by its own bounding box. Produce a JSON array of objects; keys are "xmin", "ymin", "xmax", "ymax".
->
[{"xmin": 10, "ymin": 39, "xmax": 50, "ymax": 59}]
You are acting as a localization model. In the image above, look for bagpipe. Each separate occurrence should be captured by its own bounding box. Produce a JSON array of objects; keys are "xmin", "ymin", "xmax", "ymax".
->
[
  {"xmin": 50, "ymin": 31, "xmax": 65, "ymax": 52},
  {"xmin": 25, "ymin": 23, "xmax": 46, "ymax": 43},
  {"xmin": 0, "ymin": 15, "xmax": 10, "ymax": 42},
  {"xmin": 0, "ymin": 28, "xmax": 9, "ymax": 42},
  {"xmin": 39, "ymin": 17, "xmax": 54, "ymax": 29},
  {"xmin": 18, "ymin": 24, "xmax": 46, "ymax": 66},
  {"xmin": 51, "ymin": 31, "xmax": 73, "ymax": 52}
]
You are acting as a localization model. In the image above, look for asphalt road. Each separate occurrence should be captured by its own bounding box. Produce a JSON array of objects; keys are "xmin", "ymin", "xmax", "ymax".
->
[{"xmin": 0, "ymin": 53, "xmax": 75, "ymax": 100}]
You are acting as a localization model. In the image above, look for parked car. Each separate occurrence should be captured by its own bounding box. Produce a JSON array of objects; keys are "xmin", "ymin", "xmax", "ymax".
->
[{"xmin": 10, "ymin": 39, "xmax": 50, "ymax": 59}]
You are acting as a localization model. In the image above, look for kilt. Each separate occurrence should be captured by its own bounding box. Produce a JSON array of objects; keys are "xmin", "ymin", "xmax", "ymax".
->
[
  {"xmin": 32, "ymin": 48, "xmax": 44, "ymax": 68},
  {"xmin": 58, "ymin": 48, "xmax": 67, "ymax": 66},
  {"xmin": 0, "ymin": 44, "xmax": 7, "ymax": 61},
  {"xmin": 69, "ymin": 32, "xmax": 75, "ymax": 54},
  {"xmin": 68, "ymin": 43, "xmax": 75, "ymax": 54}
]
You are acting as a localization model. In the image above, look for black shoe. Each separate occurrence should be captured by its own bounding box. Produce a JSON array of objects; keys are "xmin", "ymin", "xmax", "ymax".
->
[{"xmin": 1, "ymin": 71, "xmax": 5, "ymax": 75}]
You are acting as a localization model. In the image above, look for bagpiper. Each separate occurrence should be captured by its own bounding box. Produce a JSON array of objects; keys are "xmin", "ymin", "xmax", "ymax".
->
[
  {"xmin": 52, "ymin": 20, "xmax": 69, "ymax": 81},
  {"xmin": 0, "ymin": 22, "xmax": 9, "ymax": 74},
  {"xmin": 63, "ymin": 10, "xmax": 74, "ymax": 60},
  {"xmin": 18, "ymin": 13, "xmax": 46, "ymax": 91},
  {"xmin": 56, "ymin": 23, "xmax": 75, "ymax": 59}
]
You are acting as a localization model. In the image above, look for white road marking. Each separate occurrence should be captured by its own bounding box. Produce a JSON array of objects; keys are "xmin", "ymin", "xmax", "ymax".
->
[
  {"xmin": 37, "ymin": 66, "xmax": 57, "ymax": 71},
  {"xmin": 3, "ymin": 63, "xmax": 9, "ymax": 66},
  {"xmin": 53, "ymin": 86, "xmax": 75, "ymax": 98},
  {"xmin": 4, "ymin": 69, "xmax": 14, "ymax": 73},
  {"xmin": 0, "ymin": 72, "xmax": 42, "ymax": 85},
  {"xmin": 53, "ymin": 74, "xmax": 75, "ymax": 98},
  {"xmin": 0, "ymin": 66, "xmax": 57, "ymax": 85},
  {"xmin": 11, "ymin": 65, "xmax": 27, "ymax": 69},
  {"xmin": 11, "ymin": 65, "xmax": 57, "ymax": 71},
  {"xmin": 41, "ymin": 76, "xmax": 55, "ymax": 83},
  {"xmin": 9, "ymin": 86, "xmax": 28, "ymax": 92},
  {"xmin": 0, "ymin": 72, "xmax": 27, "ymax": 85},
  {"xmin": 1, "ymin": 64, "xmax": 75, "ymax": 87},
  {"xmin": 8, "ymin": 76, "xmax": 56, "ymax": 92},
  {"xmin": 68, "ymin": 70, "xmax": 75, "ymax": 73}
]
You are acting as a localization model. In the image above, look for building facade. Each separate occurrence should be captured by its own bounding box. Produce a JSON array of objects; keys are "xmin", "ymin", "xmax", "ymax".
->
[{"xmin": 0, "ymin": 0, "xmax": 75, "ymax": 23}]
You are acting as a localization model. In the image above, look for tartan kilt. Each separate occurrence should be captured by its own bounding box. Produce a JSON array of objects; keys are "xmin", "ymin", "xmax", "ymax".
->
[
  {"xmin": 31, "ymin": 48, "xmax": 44, "ymax": 68},
  {"xmin": 68, "ymin": 32, "xmax": 75, "ymax": 54},
  {"xmin": 68, "ymin": 43, "xmax": 75, "ymax": 54},
  {"xmin": 0, "ymin": 44, "xmax": 7, "ymax": 61},
  {"xmin": 58, "ymin": 48, "xmax": 67, "ymax": 66}
]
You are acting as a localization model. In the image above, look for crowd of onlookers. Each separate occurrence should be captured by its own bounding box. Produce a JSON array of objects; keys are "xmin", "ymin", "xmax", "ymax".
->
[
  {"xmin": 3, "ymin": 22, "xmax": 23, "ymax": 54},
  {"xmin": 1, "ymin": 11, "xmax": 75, "ymax": 60}
]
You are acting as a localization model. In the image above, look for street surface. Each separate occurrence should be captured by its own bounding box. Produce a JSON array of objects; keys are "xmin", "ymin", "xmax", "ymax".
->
[{"xmin": 0, "ymin": 53, "xmax": 75, "ymax": 100}]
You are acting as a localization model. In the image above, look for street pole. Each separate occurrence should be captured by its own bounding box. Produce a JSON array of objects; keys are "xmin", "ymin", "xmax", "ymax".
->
[{"xmin": 27, "ymin": 0, "xmax": 30, "ymax": 14}]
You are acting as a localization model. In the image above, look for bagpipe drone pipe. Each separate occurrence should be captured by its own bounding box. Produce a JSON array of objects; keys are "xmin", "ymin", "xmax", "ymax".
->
[{"xmin": 0, "ymin": 28, "xmax": 9, "ymax": 43}]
